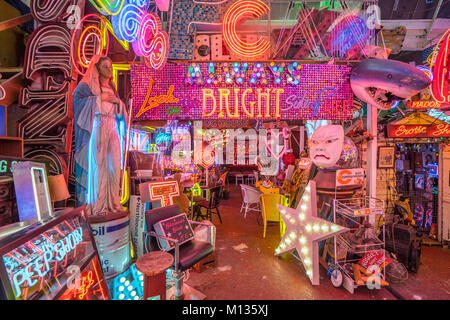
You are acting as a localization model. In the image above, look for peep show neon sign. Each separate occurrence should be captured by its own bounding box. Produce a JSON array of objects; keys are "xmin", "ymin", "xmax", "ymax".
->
[
  {"xmin": 4, "ymin": 226, "xmax": 83, "ymax": 299},
  {"xmin": 131, "ymin": 63, "xmax": 353, "ymax": 121}
]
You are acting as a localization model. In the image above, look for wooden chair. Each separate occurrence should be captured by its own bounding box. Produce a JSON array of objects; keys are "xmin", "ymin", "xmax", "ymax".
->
[{"xmin": 259, "ymin": 193, "xmax": 286, "ymax": 238}]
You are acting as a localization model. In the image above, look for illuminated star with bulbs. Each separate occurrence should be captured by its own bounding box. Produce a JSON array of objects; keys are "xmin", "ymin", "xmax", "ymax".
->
[{"xmin": 275, "ymin": 180, "xmax": 348, "ymax": 285}]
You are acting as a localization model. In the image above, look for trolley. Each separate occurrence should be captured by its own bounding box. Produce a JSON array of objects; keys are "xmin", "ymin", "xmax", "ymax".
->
[{"xmin": 328, "ymin": 197, "xmax": 387, "ymax": 293}]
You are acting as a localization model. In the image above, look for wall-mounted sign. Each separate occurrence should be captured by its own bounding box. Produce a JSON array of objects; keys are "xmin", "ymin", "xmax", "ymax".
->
[
  {"xmin": 387, "ymin": 123, "xmax": 450, "ymax": 138},
  {"xmin": 406, "ymin": 100, "xmax": 441, "ymax": 110},
  {"xmin": 131, "ymin": 63, "xmax": 353, "ymax": 121}
]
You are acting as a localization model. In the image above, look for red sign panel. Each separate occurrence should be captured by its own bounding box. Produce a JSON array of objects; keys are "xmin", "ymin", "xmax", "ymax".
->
[
  {"xmin": 387, "ymin": 123, "xmax": 450, "ymax": 138},
  {"xmin": 406, "ymin": 100, "xmax": 441, "ymax": 110}
]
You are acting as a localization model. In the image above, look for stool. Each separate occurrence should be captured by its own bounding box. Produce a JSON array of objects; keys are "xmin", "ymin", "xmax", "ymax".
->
[
  {"xmin": 235, "ymin": 174, "xmax": 245, "ymax": 185},
  {"xmin": 135, "ymin": 251, "xmax": 174, "ymax": 300},
  {"xmin": 246, "ymin": 176, "xmax": 255, "ymax": 185}
]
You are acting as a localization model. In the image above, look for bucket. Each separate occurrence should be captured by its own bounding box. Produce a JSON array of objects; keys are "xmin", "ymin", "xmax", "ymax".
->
[{"xmin": 90, "ymin": 214, "xmax": 131, "ymax": 278}]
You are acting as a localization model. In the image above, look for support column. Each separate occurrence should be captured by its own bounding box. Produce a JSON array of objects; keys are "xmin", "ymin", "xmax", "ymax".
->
[{"xmin": 367, "ymin": 104, "xmax": 378, "ymax": 225}]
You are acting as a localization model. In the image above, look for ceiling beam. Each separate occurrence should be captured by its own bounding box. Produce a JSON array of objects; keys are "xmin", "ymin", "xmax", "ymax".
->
[{"xmin": 0, "ymin": 13, "xmax": 32, "ymax": 32}]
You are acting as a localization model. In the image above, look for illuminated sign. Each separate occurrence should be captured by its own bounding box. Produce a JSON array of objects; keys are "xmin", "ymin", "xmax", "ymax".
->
[
  {"xmin": 0, "ymin": 211, "xmax": 108, "ymax": 300},
  {"xmin": 387, "ymin": 123, "xmax": 450, "ymax": 138},
  {"xmin": 89, "ymin": 0, "xmax": 126, "ymax": 16},
  {"xmin": 90, "ymin": 0, "xmax": 168, "ymax": 70},
  {"xmin": 430, "ymin": 29, "xmax": 450, "ymax": 104},
  {"xmin": 160, "ymin": 156, "xmax": 202, "ymax": 175},
  {"xmin": 0, "ymin": 157, "xmax": 32, "ymax": 176},
  {"xmin": 406, "ymin": 100, "xmax": 441, "ymax": 110},
  {"xmin": 139, "ymin": 180, "xmax": 180, "ymax": 207},
  {"xmin": 131, "ymin": 63, "xmax": 353, "ymax": 120},
  {"xmin": 222, "ymin": 0, "xmax": 271, "ymax": 59},
  {"xmin": 71, "ymin": 14, "xmax": 109, "ymax": 75},
  {"xmin": 58, "ymin": 256, "xmax": 107, "ymax": 300}
]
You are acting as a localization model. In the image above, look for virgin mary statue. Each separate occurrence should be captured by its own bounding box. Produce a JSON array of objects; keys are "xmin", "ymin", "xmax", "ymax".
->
[{"xmin": 73, "ymin": 55, "xmax": 128, "ymax": 217}]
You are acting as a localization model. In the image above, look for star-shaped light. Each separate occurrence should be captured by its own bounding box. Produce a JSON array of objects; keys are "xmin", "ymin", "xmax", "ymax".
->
[{"xmin": 275, "ymin": 180, "xmax": 348, "ymax": 285}]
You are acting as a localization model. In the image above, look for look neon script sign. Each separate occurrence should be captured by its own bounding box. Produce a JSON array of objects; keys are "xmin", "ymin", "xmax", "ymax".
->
[
  {"xmin": 131, "ymin": 63, "xmax": 353, "ymax": 120},
  {"xmin": 387, "ymin": 124, "xmax": 450, "ymax": 138}
]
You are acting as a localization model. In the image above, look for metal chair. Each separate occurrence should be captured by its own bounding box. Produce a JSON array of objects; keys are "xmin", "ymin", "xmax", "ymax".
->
[
  {"xmin": 194, "ymin": 186, "xmax": 223, "ymax": 224},
  {"xmin": 143, "ymin": 204, "xmax": 214, "ymax": 300},
  {"xmin": 240, "ymin": 184, "xmax": 262, "ymax": 218},
  {"xmin": 260, "ymin": 193, "xmax": 286, "ymax": 238}
]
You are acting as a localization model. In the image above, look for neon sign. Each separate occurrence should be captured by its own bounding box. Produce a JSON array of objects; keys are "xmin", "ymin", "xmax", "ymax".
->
[
  {"xmin": 10, "ymin": 227, "xmax": 83, "ymax": 298},
  {"xmin": 110, "ymin": 3, "xmax": 142, "ymax": 42},
  {"xmin": 136, "ymin": 79, "xmax": 179, "ymax": 118},
  {"xmin": 222, "ymin": 0, "xmax": 271, "ymax": 59},
  {"xmin": 430, "ymin": 29, "xmax": 450, "ymax": 105},
  {"xmin": 406, "ymin": 100, "xmax": 441, "ymax": 110},
  {"xmin": 326, "ymin": 15, "xmax": 370, "ymax": 59},
  {"xmin": 387, "ymin": 123, "xmax": 450, "ymax": 138},
  {"xmin": 71, "ymin": 14, "xmax": 109, "ymax": 75},
  {"xmin": 131, "ymin": 63, "xmax": 353, "ymax": 120},
  {"xmin": 89, "ymin": 0, "xmax": 169, "ymax": 71},
  {"xmin": 145, "ymin": 180, "xmax": 180, "ymax": 207},
  {"xmin": 0, "ymin": 211, "xmax": 107, "ymax": 300},
  {"xmin": 137, "ymin": 13, "xmax": 169, "ymax": 70},
  {"xmin": 89, "ymin": 0, "xmax": 126, "ymax": 16},
  {"xmin": 57, "ymin": 256, "xmax": 108, "ymax": 300},
  {"xmin": 160, "ymin": 156, "xmax": 202, "ymax": 175}
]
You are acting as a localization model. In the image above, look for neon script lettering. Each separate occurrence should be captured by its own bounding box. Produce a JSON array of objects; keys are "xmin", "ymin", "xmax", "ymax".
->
[
  {"xmin": 136, "ymin": 79, "xmax": 179, "ymax": 118},
  {"xmin": 11, "ymin": 227, "xmax": 83, "ymax": 298},
  {"xmin": 285, "ymin": 87, "xmax": 337, "ymax": 117},
  {"xmin": 393, "ymin": 125, "xmax": 427, "ymax": 137},
  {"xmin": 201, "ymin": 87, "xmax": 284, "ymax": 119},
  {"xmin": 431, "ymin": 123, "xmax": 450, "ymax": 136}
]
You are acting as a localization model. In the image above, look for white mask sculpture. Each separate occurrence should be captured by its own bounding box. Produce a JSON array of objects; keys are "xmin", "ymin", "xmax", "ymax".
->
[{"xmin": 309, "ymin": 125, "xmax": 344, "ymax": 168}]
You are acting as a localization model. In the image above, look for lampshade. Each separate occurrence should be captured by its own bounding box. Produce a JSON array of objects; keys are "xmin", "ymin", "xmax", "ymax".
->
[{"xmin": 48, "ymin": 174, "xmax": 70, "ymax": 202}]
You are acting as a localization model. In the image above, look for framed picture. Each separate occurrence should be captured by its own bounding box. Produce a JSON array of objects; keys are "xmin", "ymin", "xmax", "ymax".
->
[{"xmin": 378, "ymin": 146, "xmax": 395, "ymax": 168}]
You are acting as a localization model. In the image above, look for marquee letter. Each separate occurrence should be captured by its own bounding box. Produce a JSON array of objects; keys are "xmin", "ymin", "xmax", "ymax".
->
[
  {"xmin": 202, "ymin": 88, "xmax": 217, "ymax": 117},
  {"xmin": 222, "ymin": 0, "xmax": 271, "ymax": 59},
  {"xmin": 242, "ymin": 88, "xmax": 255, "ymax": 118}
]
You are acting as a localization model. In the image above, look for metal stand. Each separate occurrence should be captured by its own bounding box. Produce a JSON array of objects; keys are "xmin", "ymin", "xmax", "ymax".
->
[{"xmin": 331, "ymin": 197, "xmax": 386, "ymax": 293}]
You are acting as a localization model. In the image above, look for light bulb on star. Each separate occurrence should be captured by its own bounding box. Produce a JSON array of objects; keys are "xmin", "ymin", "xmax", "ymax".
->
[{"xmin": 274, "ymin": 180, "xmax": 349, "ymax": 285}]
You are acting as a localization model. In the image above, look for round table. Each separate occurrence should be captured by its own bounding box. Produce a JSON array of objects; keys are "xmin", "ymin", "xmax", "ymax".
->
[{"xmin": 135, "ymin": 251, "xmax": 174, "ymax": 300}]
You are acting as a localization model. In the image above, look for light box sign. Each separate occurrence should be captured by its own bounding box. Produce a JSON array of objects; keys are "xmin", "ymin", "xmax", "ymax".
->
[
  {"xmin": 387, "ymin": 123, "xmax": 450, "ymax": 138},
  {"xmin": 131, "ymin": 63, "xmax": 353, "ymax": 120},
  {"xmin": 406, "ymin": 100, "xmax": 441, "ymax": 110},
  {"xmin": 0, "ymin": 211, "xmax": 107, "ymax": 300}
]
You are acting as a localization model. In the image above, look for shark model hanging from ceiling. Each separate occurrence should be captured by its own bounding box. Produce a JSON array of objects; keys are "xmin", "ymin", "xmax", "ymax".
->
[{"xmin": 350, "ymin": 59, "xmax": 431, "ymax": 110}]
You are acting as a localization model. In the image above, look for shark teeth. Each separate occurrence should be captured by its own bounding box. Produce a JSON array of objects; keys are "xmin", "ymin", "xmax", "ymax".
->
[{"xmin": 366, "ymin": 87, "xmax": 404, "ymax": 109}]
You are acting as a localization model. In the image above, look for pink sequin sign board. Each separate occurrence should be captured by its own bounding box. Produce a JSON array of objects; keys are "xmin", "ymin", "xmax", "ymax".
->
[{"xmin": 131, "ymin": 63, "xmax": 353, "ymax": 121}]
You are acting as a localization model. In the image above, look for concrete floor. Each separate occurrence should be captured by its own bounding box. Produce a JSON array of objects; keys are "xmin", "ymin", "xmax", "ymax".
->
[{"xmin": 186, "ymin": 185, "xmax": 450, "ymax": 300}]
